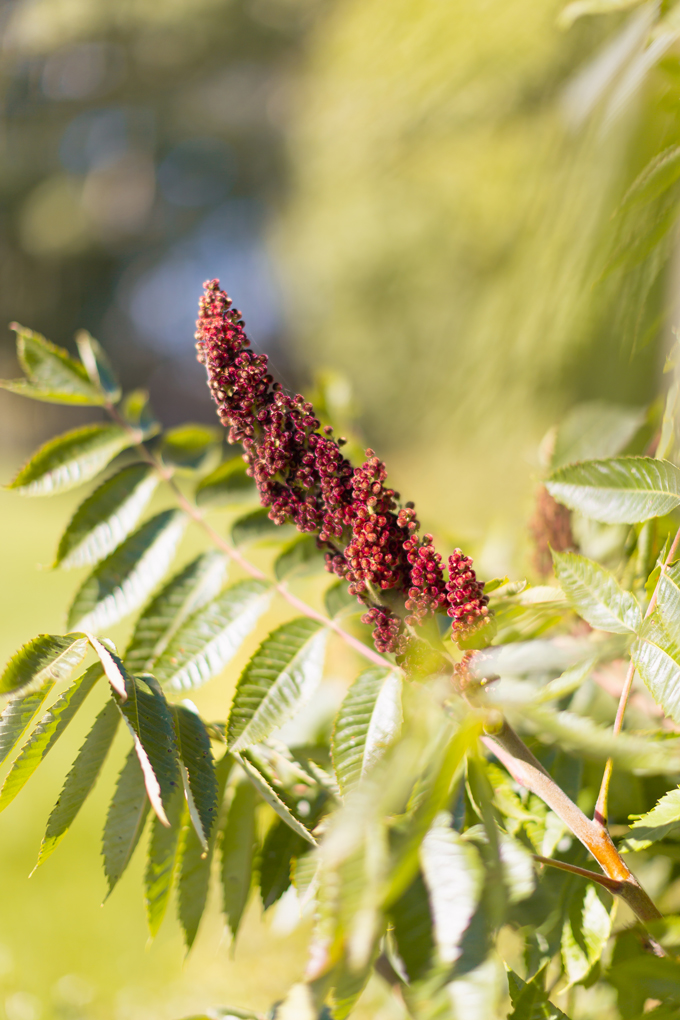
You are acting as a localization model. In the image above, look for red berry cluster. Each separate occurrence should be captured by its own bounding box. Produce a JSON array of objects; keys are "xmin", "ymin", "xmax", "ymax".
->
[{"xmin": 195, "ymin": 279, "xmax": 489, "ymax": 655}]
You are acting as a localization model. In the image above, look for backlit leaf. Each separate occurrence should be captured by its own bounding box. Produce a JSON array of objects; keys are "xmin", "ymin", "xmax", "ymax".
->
[
  {"xmin": 561, "ymin": 884, "xmax": 612, "ymax": 987},
  {"xmin": 75, "ymin": 330, "xmax": 121, "ymax": 401},
  {"xmin": 220, "ymin": 778, "xmax": 258, "ymax": 938},
  {"xmin": 552, "ymin": 551, "xmax": 642, "ymax": 634},
  {"xmin": 324, "ymin": 581, "xmax": 357, "ymax": 619},
  {"xmin": 0, "ymin": 633, "xmax": 88, "ymax": 697},
  {"xmin": 55, "ymin": 463, "xmax": 158, "ymax": 569},
  {"xmin": 67, "ymin": 510, "xmax": 187, "ymax": 632},
  {"xmin": 388, "ymin": 871, "xmax": 435, "ymax": 982},
  {"xmin": 550, "ymin": 401, "xmax": 645, "ymax": 470},
  {"xmin": 12, "ymin": 324, "xmax": 105, "ymax": 404},
  {"xmin": 0, "ymin": 378, "xmax": 106, "ymax": 405},
  {"xmin": 152, "ymin": 580, "xmax": 272, "ymax": 692},
  {"xmin": 145, "ymin": 785, "xmax": 186, "ymax": 937},
  {"xmin": 174, "ymin": 705, "xmax": 218, "ymax": 848},
  {"xmin": 507, "ymin": 969, "xmax": 571, "ymax": 1020},
  {"xmin": 237, "ymin": 751, "xmax": 316, "ymax": 846},
  {"xmin": 161, "ymin": 424, "xmax": 221, "ymax": 473},
  {"xmin": 622, "ymin": 786, "xmax": 680, "ymax": 851},
  {"xmin": 274, "ymin": 536, "xmax": 326, "ymax": 580},
  {"xmin": 195, "ymin": 457, "xmax": 256, "ymax": 507},
  {"xmin": 121, "ymin": 389, "xmax": 159, "ymax": 439},
  {"xmin": 227, "ymin": 618, "xmax": 327, "ymax": 752},
  {"xmin": 331, "ymin": 668, "xmax": 402, "ymax": 794},
  {"xmin": 631, "ymin": 612, "xmax": 680, "ymax": 724},
  {"xmin": 102, "ymin": 748, "xmax": 150, "ymax": 895},
  {"xmin": 231, "ymin": 507, "xmax": 295, "ymax": 546},
  {"xmin": 546, "ymin": 458, "xmax": 680, "ymax": 524},
  {"xmin": 0, "ymin": 684, "xmax": 58, "ymax": 769},
  {"xmin": 7, "ymin": 423, "xmax": 135, "ymax": 496}
]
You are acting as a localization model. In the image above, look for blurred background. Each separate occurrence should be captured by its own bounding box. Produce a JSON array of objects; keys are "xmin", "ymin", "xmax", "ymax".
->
[{"xmin": 0, "ymin": 0, "xmax": 679, "ymax": 1016}]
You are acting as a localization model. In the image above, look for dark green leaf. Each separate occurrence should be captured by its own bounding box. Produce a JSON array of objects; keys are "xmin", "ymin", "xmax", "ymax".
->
[
  {"xmin": 0, "ymin": 664, "xmax": 101, "ymax": 812},
  {"xmin": 120, "ymin": 389, "xmax": 159, "ymax": 439},
  {"xmin": 102, "ymin": 748, "xmax": 150, "ymax": 895},
  {"xmin": 35, "ymin": 700, "xmax": 120, "ymax": 869},
  {"xmin": 124, "ymin": 552, "xmax": 227, "ymax": 674},
  {"xmin": 227, "ymin": 618, "xmax": 327, "ymax": 753},
  {"xmin": 11, "ymin": 324, "xmax": 105, "ymax": 405},
  {"xmin": 260, "ymin": 818, "xmax": 307, "ymax": 910},
  {"xmin": 67, "ymin": 509, "xmax": 187, "ymax": 632},
  {"xmin": 550, "ymin": 401, "xmax": 645, "ymax": 470},
  {"xmin": 324, "ymin": 582, "xmax": 357, "ymax": 619},
  {"xmin": 231, "ymin": 507, "xmax": 295, "ymax": 546},
  {"xmin": 195, "ymin": 457, "xmax": 256, "ymax": 507},
  {"xmin": 552, "ymin": 551, "xmax": 642, "ymax": 634},
  {"xmin": 0, "ymin": 633, "xmax": 88, "ymax": 696},
  {"xmin": 237, "ymin": 751, "xmax": 316, "ymax": 846},
  {"xmin": 331, "ymin": 668, "xmax": 402, "ymax": 795},
  {"xmin": 75, "ymin": 330, "xmax": 121, "ymax": 401},
  {"xmin": 388, "ymin": 871, "xmax": 435, "ymax": 982},
  {"xmin": 220, "ymin": 778, "xmax": 258, "ymax": 938},
  {"xmin": 152, "ymin": 579, "xmax": 272, "ymax": 692},
  {"xmin": 274, "ymin": 536, "xmax": 326, "ymax": 581},
  {"xmin": 174, "ymin": 705, "xmax": 218, "ymax": 849},
  {"xmin": 507, "ymin": 969, "xmax": 571, "ymax": 1019},
  {"xmin": 6, "ymin": 423, "xmax": 135, "ymax": 496},
  {"xmin": 546, "ymin": 458, "xmax": 680, "ymax": 524},
  {"xmin": 55, "ymin": 463, "xmax": 159, "ymax": 569},
  {"xmin": 561, "ymin": 884, "xmax": 612, "ymax": 987},
  {"xmin": 161, "ymin": 424, "xmax": 222, "ymax": 473},
  {"xmin": 145, "ymin": 785, "xmax": 186, "ymax": 937}
]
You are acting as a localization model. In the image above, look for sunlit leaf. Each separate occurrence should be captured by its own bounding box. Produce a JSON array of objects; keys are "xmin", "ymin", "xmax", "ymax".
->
[
  {"xmin": 274, "ymin": 536, "xmax": 326, "ymax": 580},
  {"xmin": 10, "ymin": 324, "xmax": 105, "ymax": 404},
  {"xmin": 0, "ymin": 684, "xmax": 58, "ymax": 769},
  {"xmin": 125, "ymin": 552, "xmax": 227, "ymax": 674},
  {"xmin": 6, "ymin": 423, "xmax": 135, "ymax": 496},
  {"xmin": 145, "ymin": 785, "xmax": 186, "ymax": 938},
  {"xmin": 174, "ymin": 705, "xmax": 218, "ymax": 849},
  {"xmin": 227, "ymin": 618, "xmax": 328, "ymax": 752},
  {"xmin": 194, "ymin": 457, "xmax": 256, "ymax": 508},
  {"xmin": 0, "ymin": 665, "xmax": 101, "ymax": 812},
  {"xmin": 622, "ymin": 786, "xmax": 680, "ymax": 851},
  {"xmin": 120, "ymin": 389, "xmax": 159, "ymax": 439},
  {"xmin": 507, "ymin": 969, "xmax": 571, "ymax": 1020},
  {"xmin": 231, "ymin": 507, "xmax": 295, "ymax": 546},
  {"xmin": 561, "ymin": 883, "xmax": 612, "ymax": 987},
  {"xmin": 631, "ymin": 612, "xmax": 680, "ymax": 724},
  {"xmin": 552, "ymin": 551, "xmax": 642, "ymax": 634},
  {"xmin": 331, "ymin": 668, "xmax": 402, "ymax": 794},
  {"xmin": 0, "ymin": 378, "xmax": 106, "ymax": 405},
  {"xmin": 161, "ymin": 424, "xmax": 221, "ymax": 473},
  {"xmin": 55, "ymin": 463, "xmax": 158, "ymax": 569},
  {"xmin": 550, "ymin": 401, "xmax": 645, "ymax": 470},
  {"xmin": 75, "ymin": 330, "xmax": 121, "ymax": 401},
  {"xmin": 237, "ymin": 751, "xmax": 316, "ymax": 846},
  {"xmin": 546, "ymin": 458, "xmax": 680, "ymax": 524},
  {"xmin": 220, "ymin": 777, "xmax": 258, "ymax": 937},
  {"xmin": 35, "ymin": 700, "xmax": 120, "ymax": 869},
  {"xmin": 67, "ymin": 510, "xmax": 187, "ymax": 632},
  {"xmin": 152, "ymin": 580, "xmax": 272, "ymax": 692},
  {"xmin": 102, "ymin": 748, "xmax": 150, "ymax": 895},
  {"xmin": 0, "ymin": 633, "xmax": 88, "ymax": 697}
]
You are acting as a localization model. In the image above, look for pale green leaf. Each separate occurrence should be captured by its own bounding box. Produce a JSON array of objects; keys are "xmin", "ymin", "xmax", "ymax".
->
[
  {"xmin": 7, "ymin": 423, "xmax": 135, "ymax": 496},
  {"xmin": 324, "ymin": 582, "xmax": 356, "ymax": 619},
  {"xmin": 35, "ymin": 700, "xmax": 119, "ymax": 869},
  {"xmin": 499, "ymin": 831, "xmax": 535, "ymax": 904},
  {"xmin": 561, "ymin": 884, "xmax": 612, "ymax": 987},
  {"xmin": 231, "ymin": 507, "xmax": 295, "ymax": 546},
  {"xmin": 236, "ymin": 751, "xmax": 316, "ymax": 845},
  {"xmin": 194, "ymin": 457, "xmax": 256, "ymax": 508},
  {"xmin": 12, "ymin": 324, "xmax": 105, "ymax": 404},
  {"xmin": 507, "ymin": 969, "xmax": 571, "ymax": 1020},
  {"xmin": 75, "ymin": 330, "xmax": 121, "ymax": 401},
  {"xmin": 145, "ymin": 785, "xmax": 186, "ymax": 937},
  {"xmin": 220, "ymin": 777, "xmax": 258, "ymax": 939},
  {"xmin": 653, "ymin": 561, "xmax": 680, "ymax": 642},
  {"xmin": 331, "ymin": 668, "xmax": 402, "ymax": 794},
  {"xmin": 174, "ymin": 705, "xmax": 218, "ymax": 848},
  {"xmin": 120, "ymin": 389, "xmax": 159, "ymax": 439},
  {"xmin": 55, "ymin": 463, "xmax": 158, "ymax": 569},
  {"xmin": 161, "ymin": 424, "xmax": 221, "ymax": 473},
  {"xmin": 559, "ymin": 0, "xmax": 645, "ymax": 28},
  {"xmin": 124, "ymin": 552, "xmax": 227, "ymax": 674},
  {"xmin": 552, "ymin": 551, "xmax": 642, "ymax": 634},
  {"xmin": 227, "ymin": 618, "xmax": 328, "ymax": 752},
  {"xmin": 0, "ymin": 633, "xmax": 88, "ymax": 696},
  {"xmin": 152, "ymin": 580, "xmax": 272, "ymax": 692},
  {"xmin": 550, "ymin": 401, "xmax": 645, "ymax": 470},
  {"xmin": 274, "ymin": 536, "xmax": 326, "ymax": 580},
  {"xmin": 102, "ymin": 748, "xmax": 150, "ymax": 895},
  {"xmin": 619, "ymin": 146, "xmax": 680, "ymax": 212},
  {"xmin": 546, "ymin": 458, "xmax": 680, "ymax": 524},
  {"xmin": 0, "ymin": 378, "xmax": 106, "ymax": 405},
  {"xmin": 0, "ymin": 665, "xmax": 100, "ymax": 812},
  {"xmin": 67, "ymin": 509, "xmax": 187, "ymax": 632},
  {"xmin": 329, "ymin": 932, "xmax": 383, "ymax": 1020},
  {"xmin": 622, "ymin": 786, "xmax": 680, "ymax": 851},
  {"xmin": 631, "ymin": 613, "xmax": 680, "ymax": 724},
  {"xmin": 446, "ymin": 956, "xmax": 507, "ymax": 1020},
  {"xmin": 0, "ymin": 684, "xmax": 58, "ymax": 769}
]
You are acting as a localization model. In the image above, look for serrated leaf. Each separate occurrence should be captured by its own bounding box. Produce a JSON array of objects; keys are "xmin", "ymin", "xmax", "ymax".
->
[
  {"xmin": 274, "ymin": 536, "xmax": 326, "ymax": 580},
  {"xmin": 236, "ymin": 751, "xmax": 316, "ymax": 845},
  {"xmin": 324, "ymin": 582, "xmax": 356, "ymax": 619},
  {"xmin": 550, "ymin": 401, "xmax": 645, "ymax": 470},
  {"xmin": 116, "ymin": 674, "xmax": 182, "ymax": 827},
  {"xmin": 388, "ymin": 871, "xmax": 435, "ymax": 982},
  {"xmin": 174, "ymin": 705, "xmax": 218, "ymax": 848},
  {"xmin": 195, "ymin": 457, "xmax": 256, "ymax": 507},
  {"xmin": 12, "ymin": 324, "xmax": 105, "ymax": 404},
  {"xmin": 331, "ymin": 668, "xmax": 402, "ymax": 795},
  {"xmin": 507, "ymin": 969, "xmax": 571, "ymax": 1020},
  {"xmin": 75, "ymin": 330, "xmax": 121, "ymax": 401},
  {"xmin": 221, "ymin": 777, "xmax": 258, "ymax": 937},
  {"xmin": 419, "ymin": 814, "xmax": 484, "ymax": 964},
  {"xmin": 102, "ymin": 747, "xmax": 150, "ymax": 895},
  {"xmin": 121, "ymin": 389, "xmax": 159, "ymax": 439},
  {"xmin": 35, "ymin": 700, "xmax": 119, "ymax": 869},
  {"xmin": 125, "ymin": 552, "xmax": 227, "ymax": 674},
  {"xmin": 0, "ymin": 378, "xmax": 105, "ymax": 405},
  {"xmin": 67, "ymin": 509, "xmax": 187, "ymax": 632},
  {"xmin": 231, "ymin": 507, "xmax": 295, "ymax": 546},
  {"xmin": 546, "ymin": 458, "xmax": 680, "ymax": 524},
  {"xmin": 0, "ymin": 633, "xmax": 88, "ymax": 697},
  {"xmin": 552, "ymin": 551, "xmax": 642, "ymax": 634},
  {"xmin": 55, "ymin": 463, "xmax": 158, "ymax": 569},
  {"xmin": 7, "ymin": 423, "xmax": 135, "ymax": 496},
  {"xmin": 152, "ymin": 579, "xmax": 272, "ymax": 692},
  {"xmin": 631, "ymin": 612, "xmax": 680, "ymax": 724},
  {"xmin": 0, "ymin": 684, "xmax": 58, "ymax": 769},
  {"xmin": 561, "ymin": 884, "xmax": 612, "ymax": 988},
  {"xmin": 622, "ymin": 786, "xmax": 680, "ymax": 851},
  {"xmin": 161, "ymin": 424, "xmax": 221, "ymax": 473},
  {"xmin": 227, "ymin": 618, "xmax": 327, "ymax": 752},
  {"xmin": 260, "ymin": 818, "xmax": 308, "ymax": 910},
  {"xmin": 0, "ymin": 664, "xmax": 100, "ymax": 812},
  {"xmin": 145, "ymin": 785, "xmax": 186, "ymax": 937}
]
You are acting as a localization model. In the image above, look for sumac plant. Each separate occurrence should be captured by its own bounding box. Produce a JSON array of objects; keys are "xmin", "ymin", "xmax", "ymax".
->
[{"xmin": 4, "ymin": 282, "xmax": 680, "ymax": 1020}]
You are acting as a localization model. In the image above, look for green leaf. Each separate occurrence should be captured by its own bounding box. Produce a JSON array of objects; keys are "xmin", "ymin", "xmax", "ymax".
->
[
  {"xmin": 195, "ymin": 457, "xmax": 256, "ymax": 507},
  {"xmin": 619, "ymin": 146, "xmax": 680, "ymax": 212},
  {"xmin": 561, "ymin": 883, "xmax": 612, "ymax": 988},
  {"xmin": 102, "ymin": 747, "xmax": 150, "ymax": 895},
  {"xmin": 10, "ymin": 324, "xmax": 105, "ymax": 405},
  {"xmin": 0, "ymin": 664, "xmax": 100, "ymax": 812},
  {"xmin": 75, "ymin": 330, "xmax": 121, "ymax": 401},
  {"xmin": 227, "ymin": 618, "xmax": 328, "ymax": 753},
  {"xmin": 35, "ymin": 700, "xmax": 120, "ymax": 869},
  {"xmin": 55, "ymin": 463, "xmax": 159, "ymax": 569},
  {"xmin": 546, "ymin": 458, "xmax": 680, "ymax": 524},
  {"xmin": 331, "ymin": 668, "xmax": 402, "ymax": 795},
  {"xmin": 388, "ymin": 871, "xmax": 436, "ymax": 982},
  {"xmin": 116, "ymin": 674, "xmax": 182, "ymax": 827},
  {"xmin": 260, "ymin": 818, "xmax": 307, "ymax": 910},
  {"xmin": 622, "ymin": 786, "xmax": 680, "ymax": 851},
  {"xmin": 231, "ymin": 507, "xmax": 295, "ymax": 546},
  {"xmin": 0, "ymin": 378, "xmax": 106, "ymax": 405},
  {"xmin": 653, "ymin": 561, "xmax": 680, "ymax": 640},
  {"xmin": 6, "ymin": 423, "xmax": 136, "ymax": 496},
  {"xmin": 631, "ymin": 612, "xmax": 680, "ymax": 724},
  {"xmin": 0, "ymin": 633, "xmax": 89, "ymax": 697},
  {"xmin": 419, "ymin": 814, "xmax": 484, "ymax": 964},
  {"xmin": 552, "ymin": 551, "xmax": 642, "ymax": 634},
  {"xmin": 0, "ymin": 684, "xmax": 58, "ymax": 769},
  {"xmin": 236, "ymin": 751, "xmax": 316, "ymax": 845},
  {"xmin": 120, "ymin": 389, "xmax": 159, "ymax": 439},
  {"xmin": 324, "ymin": 582, "xmax": 356, "ymax": 619},
  {"xmin": 67, "ymin": 509, "xmax": 187, "ymax": 632},
  {"xmin": 152, "ymin": 579, "xmax": 272, "ymax": 692},
  {"xmin": 274, "ymin": 536, "xmax": 326, "ymax": 580},
  {"xmin": 607, "ymin": 956, "xmax": 680, "ymax": 1019},
  {"xmin": 550, "ymin": 401, "xmax": 645, "ymax": 470},
  {"xmin": 161, "ymin": 424, "xmax": 222, "ymax": 473},
  {"xmin": 124, "ymin": 552, "xmax": 227, "ymax": 674},
  {"xmin": 145, "ymin": 785, "xmax": 186, "ymax": 937},
  {"xmin": 220, "ymin": 777, "xmax": 258, "ymax": 938},
  {"xmin": 507, "ymin": 969, "xmax": 571, "ymax": 1020},
  {"xmin": 174, "ymin": 705, "xmax": 218, "ymax": 849}
]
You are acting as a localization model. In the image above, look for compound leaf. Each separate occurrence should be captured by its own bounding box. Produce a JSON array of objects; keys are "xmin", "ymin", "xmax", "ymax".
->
[
  {"xmin": 220, "ymin": 778, "xmax": 258, "ymax": 938},
  {"xmin": 10, "ymin": 324, "xmax": 105, "ymax": 404},
  {"xmin": 552, "ymin": 551, "xmax": 642, "ymax": 634},
  {"xmin": 174, "ymin": 705, "xmax": 218, "ymax": 849},
  {"xmin": 7, "ymin": 424, "xmax": 135, "ymax": 496},
  {"xmin": 102, "ymin": 747, "xmax": 150, "ymax": 895},
  {"xmin": 546, "ymin": 458, "xmax": 680, "ymax": 524},
  {"xmin": 0, "ymin": 684, "xmax": 59, "ymax": 769},
  {"xmin": 331, "ymin": 668, "xmax": 402, "ymax": 795},
  {"xmin": 0, "ymin": 633, "xmax": 88, "ymax": 697},
  {"xmin": 237, "ymin": 751, "xmax": 316, "ymax": 846}
]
